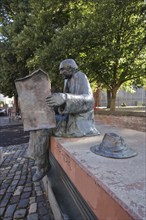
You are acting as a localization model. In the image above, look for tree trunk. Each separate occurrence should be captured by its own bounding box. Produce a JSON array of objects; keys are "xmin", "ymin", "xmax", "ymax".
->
[
  {"xmin": 14, "ymin": 95, "xmax": 19, "ymax": 114},
  {"xmin": 107, "ymin": 90, "xmax": 111, "ymax": 108},
  {"xmin": 93, "ymin": 88, "xmax": 100, "ymax": 108},
  {"xmin": 110, "ymin": 89, "xmax": 118, "ymax": 111}
]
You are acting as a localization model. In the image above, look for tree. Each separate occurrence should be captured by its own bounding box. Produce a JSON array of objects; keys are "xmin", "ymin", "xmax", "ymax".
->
[
  {"xmin": 41, "ymin": 0, "xmax": 145, "ymax": 110},
  {"xmin": 0, "ymin": 0, "xmax": 33, "ymax": 112},
  {"xmin": 0, "ymin": 0, "xmax": 74, "ymax": 93},
  {"xmin": 0, "ymin": 0, "xmax": 31, "ymax": 97},
  {"xmin": 0, "ymin": 0, "xmax": 145, "ymax": 112}
]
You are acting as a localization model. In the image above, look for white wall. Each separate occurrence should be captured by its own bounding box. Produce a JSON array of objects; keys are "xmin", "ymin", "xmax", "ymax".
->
[
  {"xmin": 0, "ymin": 94, "xmax": 13, "ymax": 107},
  {"xmin": 99, "ymin": 87, "xmax": 146, "ymax": 107}
]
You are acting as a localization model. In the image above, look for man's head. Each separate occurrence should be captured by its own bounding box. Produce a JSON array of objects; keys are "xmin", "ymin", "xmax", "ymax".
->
[{"xmin": 59, "ymin": 59, "xmax": 78, "ymax": 79}]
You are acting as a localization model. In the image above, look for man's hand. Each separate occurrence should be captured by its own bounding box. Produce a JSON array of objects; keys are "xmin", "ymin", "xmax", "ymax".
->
[{"xmin": 46, "ymin": 93, "xmax": 66, "ymax": 107}]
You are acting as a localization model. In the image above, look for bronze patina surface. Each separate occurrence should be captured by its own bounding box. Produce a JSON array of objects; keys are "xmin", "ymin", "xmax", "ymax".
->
[
  {"xmin": 15, "ymin": 69, "xmax": 56, "ymax": 131},
  {"xmin": 90, "ymin": 132, "xmax": 137, "ymax": 158}
]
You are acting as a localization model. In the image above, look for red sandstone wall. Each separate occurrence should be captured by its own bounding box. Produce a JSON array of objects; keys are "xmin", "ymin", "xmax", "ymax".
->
[{"xmin": 95, "ymin": 114, "xmax": 145, "ymax": 132}]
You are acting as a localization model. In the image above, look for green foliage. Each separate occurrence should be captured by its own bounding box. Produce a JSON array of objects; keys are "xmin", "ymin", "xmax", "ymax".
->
[
  {"xmin": 45, "ymin": 0, "xmax": 145, "ymax": 110},
  {"xmin": 0, "ymin": 0, "xmax": 30, "ymax": 96}
]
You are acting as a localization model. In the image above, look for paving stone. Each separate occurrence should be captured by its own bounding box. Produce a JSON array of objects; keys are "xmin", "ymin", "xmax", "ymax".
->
[
  {"xmin": 36, "ymin": 195, "xmax": 45, "ymax": 203},
  {"xmin": 0, "ymin": 195, "xmax": 3, "ymax": 201},
  {"xmin": 3, "ymin": 166, "xmax": 11, "ymax": 171},
  {"xmin": 7, "ymin": 185, "xmax": 17, "ymax": 193},
  {"xmin": 40, "ymin": 214, "xmax": 54, "ymax": 220},
  {"xmin": 25, "ymin": 183, "xmax": 32, "ymax": 187},
  {"xmin": 17, "ymin": 164, "xmax": 23, "ymax": 170},
  {"xmin": 10, "ymin": 195, "xmax": 20, "ymax": 204},
  {"xmin": 27, "ymin": 174, "xmax": 32, "ymax": 179},
  {"xmin": 27, "ymin": 213, "xmax": 38, "ymax": 220},
  {"xmin": 25, "ymin": 179, "xmax": 32, "ymax": 185},
  {"xmin": 36, "ymin": 191, "xmax": 43, "ymax": 196},
  {"xmin": 0, "ymin": 188, "xmax": 7, "ymax": 195},
  {"xmin": 10, "ymin": 168, "xmax": 17, "ymax": 173},
  {"xmin": 14, "ymin": 209, "xmax": 27, "ymax": 219},
  {"xmin": 37, "ymin": 202, "xmax": 49, "ymax": 216},
  {"xmin": 31, "ymin": 191, "xmax": 36, "ymax": 197},
  {"xmin": 0, "ymin": 183, "xmax": 9, "ymax": 190},
  {"xmin": 3, "ymin": 217, "xmax": 13, "ymax": 220},
  {"xmin": 34, "ymin": 186, "xmax": 41, "ymax": 191},
  {"xmin": 20, "ymin": 159, "xmax": 25, "ymax": 164},
  {"xmin": 6, "ymin": 174, "xmax": 14, "ymax": 180},
  {"xmin": 22, "ymin": 169, "xmax": 28, "ymax": 173},
  {"xmin": 29, "ymin": 203, "xmax": 37, "ymax": 214},
  {"xmin": 18, "ymin": 198, "xmax": 29, "ymax": 209},
  {"xmin": 4, "ymin": 204, "xmax": 17, "ymax": 217},
  {"xmin": 0, "ymin": 193, "xmax": 12, "ymax": 207},
  {"xmin": 0, "ymin": 174, "xmax": 7, "ymax": 180},
  {"xmin": 0, "ymin": 207, "xmax": 5, "ymax": 217},
  {"xmin": 21, "ymin": 191, "xmax": 31, "ymax": 199},
  {"xmin": 11, "ymin": 179, "xmax": 19, "ymax": 186},
  {"xmin": 16, "ymin": 171, "xmax": 21, "ymax": 175},
  {"xmin": 0, "ymin": 143, "xmax": 54, "ymax": 220},
  {"xmin": 29, "ymin": 197, "xmax": 35, "ymax": 204},
  {"xmin": 0, "ymin": 176, "xmax": 4, "ymax": 183},
  {"xmin": 13, "ymin": 186, "xmax": 23, "ymax": 196},
  {"xmin": 13, "ymin": 164, "xmax": 19, "ymax": 168},
  {"xmin": 21, "ymin": 175, "xmax": 27, "ymax": 180},
  {"xmin": 4, "ymin": 179, "xmax": 12, "ymax": 185},
  {"xmin": 23, "ymin": 187, "xmax": 32, "ymax": 192},
  {"xmin": 18, "ymin": 179, "xmax": 26, "ymax": 185},
  {"xmin": 14, "ymin": 175, "xmax": 21, "ymax": 180},
  {"xmin": 33, "ymin": 182, "xmax": 41, "ymax": 187}
]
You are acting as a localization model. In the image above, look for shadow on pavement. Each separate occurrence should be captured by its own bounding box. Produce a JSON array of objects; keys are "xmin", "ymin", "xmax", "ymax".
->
[{"xmin": 0, "ymin": 124, "xmax": 29, "ymax": 147}]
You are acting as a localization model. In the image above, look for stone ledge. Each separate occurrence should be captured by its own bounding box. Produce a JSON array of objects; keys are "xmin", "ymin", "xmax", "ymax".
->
[
  {"xmin": 95, "ymin": 113, "xmax": 146, "ymax": 132},
  {"xmin": 50, "ymin": 124, "xmax": 145, "ymax": 220},
  {"xmin": 95, "ymin": 109, "xmax": 145, "ymax": 117}
]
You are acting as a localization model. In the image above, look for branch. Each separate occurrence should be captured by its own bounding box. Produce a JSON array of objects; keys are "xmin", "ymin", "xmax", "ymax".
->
[
  {"xmin": 120, "ymin": 74, "xmax": 145, "ymax": 84},
  {"xmin": 92, "ymin": 72, "xmax": 112, "ymax": 90}
]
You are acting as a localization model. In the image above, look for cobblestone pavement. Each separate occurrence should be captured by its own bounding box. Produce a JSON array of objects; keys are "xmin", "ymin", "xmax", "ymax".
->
[
  {"xmin": 0, "ymin": 125, "xmax": 29, "ymax": 147},
  {"xmin": 0, "ymin": 143, "xmax": 55, "ymax": 220}
]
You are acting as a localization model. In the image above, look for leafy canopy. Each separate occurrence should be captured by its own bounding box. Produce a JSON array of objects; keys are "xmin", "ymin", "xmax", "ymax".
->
[{"xmin": 0, "ymin": 0, "xmax": 145, "ymax": 107}]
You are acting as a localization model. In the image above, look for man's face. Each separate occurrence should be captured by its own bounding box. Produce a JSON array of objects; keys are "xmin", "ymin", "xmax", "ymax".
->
[{"xmin": 59, "ymin": 66, "xmax": 72, "ymax": 79}]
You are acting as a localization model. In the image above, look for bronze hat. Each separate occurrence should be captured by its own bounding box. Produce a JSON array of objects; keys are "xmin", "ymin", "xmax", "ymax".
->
[{"xmin": 90, "ymin": 133, "xmax": 137, "ymax": 159}]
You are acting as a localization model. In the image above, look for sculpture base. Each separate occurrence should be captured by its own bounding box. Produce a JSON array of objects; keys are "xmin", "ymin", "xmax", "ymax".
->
[
  {"xmin": 42, "ymin": 153, "xmax": 97, "ymax": 220},
  {"xmin": 43, "ymin": 123, "xmax": 145, "ymax": 220}
]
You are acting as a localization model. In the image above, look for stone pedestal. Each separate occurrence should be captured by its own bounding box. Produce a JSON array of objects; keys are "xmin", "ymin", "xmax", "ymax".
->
[{"xmin": 43, "ymin": 123, "xmax": 145, "ymax": 220}]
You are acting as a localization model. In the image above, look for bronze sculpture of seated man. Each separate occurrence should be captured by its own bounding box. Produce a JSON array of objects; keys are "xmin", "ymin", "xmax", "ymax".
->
[{"xmin": 46, "ymin": 58, "xmax": 99, "ymax": 137}]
